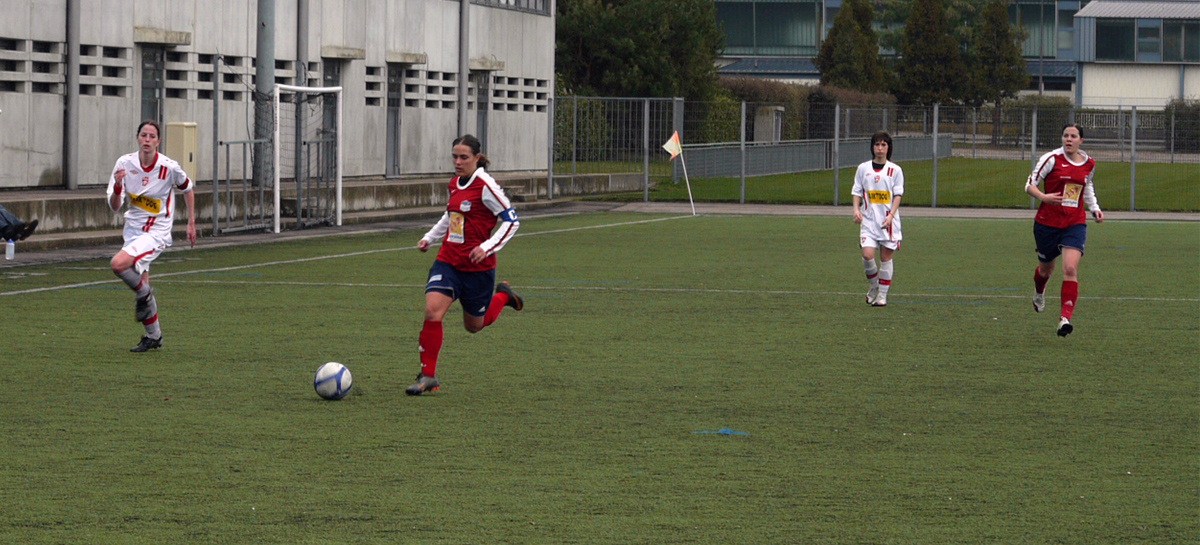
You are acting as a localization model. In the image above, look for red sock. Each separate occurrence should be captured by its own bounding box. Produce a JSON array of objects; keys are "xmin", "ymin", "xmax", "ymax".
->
[
  {"xmin": 483, "ymin": 292, "xmax": 510, "ymax": 328},
  {"xmin": 418, "ymin": 320, "xmax": 443, "ymax": 377},
  {"xmin": 1033, "ymin": 267, "xmax": 1050, "ymax": 294},
  {"xmin": 1060, "ymin": 280, "xmax": 1078, "ymax": 319}
]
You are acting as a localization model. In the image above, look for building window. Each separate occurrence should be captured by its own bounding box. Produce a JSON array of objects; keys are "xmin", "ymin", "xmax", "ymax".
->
[
  {"xmin": 1095, "ymin": 19, "xmax": 1135, "ymax": 61},
  {"xmin": 1164, "ymin": 21, "xmax": 1200, "ymax": 62},
  {"xmin": 471, "ymin": 0, "xmax": 549, "ymax": 16},
  {"xmin": 1137, "ymin": 19, "xmax": 1161, "ymax": 63}
]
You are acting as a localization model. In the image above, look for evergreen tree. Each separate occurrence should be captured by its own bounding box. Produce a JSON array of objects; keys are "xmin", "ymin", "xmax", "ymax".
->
[
  {"xmin": 815, "ymin": 0, "xmax": 886, "ymax": 92},
  {"xmin": 966, "ymin": 0, "xmax": 1027, "ymax": 108},
  {"xmin": 555, "ymin": 0, "xmax": 723, "ymax": 100},
  {"xmin": 895, "ymin": 0, "xmax": 967, "ymax": 105}
]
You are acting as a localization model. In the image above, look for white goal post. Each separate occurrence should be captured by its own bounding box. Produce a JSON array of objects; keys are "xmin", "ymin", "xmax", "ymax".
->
[{"xmin": 273, "ymin": 84, "xmax": 343, "ymax": 233}]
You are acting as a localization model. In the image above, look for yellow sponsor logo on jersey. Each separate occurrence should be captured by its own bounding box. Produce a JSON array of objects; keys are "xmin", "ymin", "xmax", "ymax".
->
[
  {"xmin": 129, "ymin": 193, "xmax": 162, "ymax": 214},
  {"xmin": 866, "ymin": 190, "xmax": 891, "ymax": 205}
]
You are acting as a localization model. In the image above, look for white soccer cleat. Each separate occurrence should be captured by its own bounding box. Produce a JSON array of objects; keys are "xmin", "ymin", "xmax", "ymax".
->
[
  {"xmin": 865, "ymin": 285, "xmax": 879, "ymax": 305},
  {"xmin": 1057, "ymin": 317, "xmax": 1073, "ymax": 337},
  {"xmin": 1032, "ymin": 292, "xmax": 1045, "ymax": 313},
  {"xmin": 872, "ymin": 293, "xmax": 887, "ymax": 307}
]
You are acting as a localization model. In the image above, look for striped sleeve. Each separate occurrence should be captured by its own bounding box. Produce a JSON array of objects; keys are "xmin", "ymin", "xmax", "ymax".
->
[{"xmin": 1025, "ymin": 151, "xmax": 1056, "ymax": 191}]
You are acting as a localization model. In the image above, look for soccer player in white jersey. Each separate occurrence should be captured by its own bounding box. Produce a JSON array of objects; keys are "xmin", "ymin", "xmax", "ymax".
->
[
  {"xmin": 851, "ymin": 131, "xmax": 904, "ymax": 307},
  {"xmin": 106, "ymin": 120, "xmax": 197, "ymax": 352}
]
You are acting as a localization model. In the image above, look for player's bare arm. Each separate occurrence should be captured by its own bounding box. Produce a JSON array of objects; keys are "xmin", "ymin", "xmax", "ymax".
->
[
  {"xmin": 108, "ymin": 168, "xmax": 127, "ymax": 211},
  {"xmin": 852, "ymin": 196, "xmax": 864, "ymax": 224}
]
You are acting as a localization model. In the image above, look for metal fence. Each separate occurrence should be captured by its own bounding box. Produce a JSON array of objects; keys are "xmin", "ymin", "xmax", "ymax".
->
[{"xmin": 550, "ymin": 96, "xmax": 1199, "ymax": 212}]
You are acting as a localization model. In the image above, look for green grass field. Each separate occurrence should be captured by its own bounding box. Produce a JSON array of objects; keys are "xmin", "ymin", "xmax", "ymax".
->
[
  {"xmin": 598, "ymin": 158, "xmax": 1200, "ymax": 212},
  {"xmin": 2, "ymin": 211, "xmax": 1197, "ymax": 544}
]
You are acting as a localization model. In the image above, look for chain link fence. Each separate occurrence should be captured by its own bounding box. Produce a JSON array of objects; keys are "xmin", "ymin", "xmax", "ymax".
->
[{"xmin": 551, "ymin": 96, "xmax": 1199, "ymax": 212}]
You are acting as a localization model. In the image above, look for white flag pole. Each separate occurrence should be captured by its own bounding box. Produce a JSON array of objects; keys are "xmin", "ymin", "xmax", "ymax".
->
[{"xmin": 678, "ymin": 152, "xmax": 696, "ymax": 216}]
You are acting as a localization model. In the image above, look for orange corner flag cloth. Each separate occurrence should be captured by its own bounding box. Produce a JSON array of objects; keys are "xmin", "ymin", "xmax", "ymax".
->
[{"xmin": 662, "ymin": 131, "xmax": 682, "ymax": 160}]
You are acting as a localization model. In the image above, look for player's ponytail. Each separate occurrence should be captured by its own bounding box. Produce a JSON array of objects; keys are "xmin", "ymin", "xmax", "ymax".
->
[{"xmin": 452, "ymin": 134, "xmax": 489, "ymax": 169}]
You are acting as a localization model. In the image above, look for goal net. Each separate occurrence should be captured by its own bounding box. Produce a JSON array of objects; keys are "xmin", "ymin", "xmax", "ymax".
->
[{"xmin": 273, "ymin": 84, "xmax": 343, "ymax": 233}]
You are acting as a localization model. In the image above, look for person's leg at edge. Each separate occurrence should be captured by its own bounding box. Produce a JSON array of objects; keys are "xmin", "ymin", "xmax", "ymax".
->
[
  {"xmin": 419, "ymin": 291, "xmax": 454, "ymax": 378},
  {"xmin": 1059, "ymin": 249, "xmax": 1082, "ymax": 320},
  {"xmin": 862, "ymin": 246, "xmax": 879, "ymax": 304},
  {"xmin": 877, "ymin": 247, "xmax": 894, "ymax": 304}
]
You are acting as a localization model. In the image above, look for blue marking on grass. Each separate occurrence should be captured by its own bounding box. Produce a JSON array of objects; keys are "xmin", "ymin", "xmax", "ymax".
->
[{"xmin": 693, "ymin": 429, "xmax": 749, "ymax": 436}]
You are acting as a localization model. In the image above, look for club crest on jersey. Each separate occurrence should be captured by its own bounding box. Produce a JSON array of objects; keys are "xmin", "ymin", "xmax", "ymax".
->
[
  {"xmin": 459, "ymin": 200, "xmax": 472, "ymax": 212},
  {"xmin": 142, "ymin": 176, "xmax": 150, "ymax": 187},
  {"xmin": 874, "ymin": 175, "xmax": 880, "ymax": 183}
]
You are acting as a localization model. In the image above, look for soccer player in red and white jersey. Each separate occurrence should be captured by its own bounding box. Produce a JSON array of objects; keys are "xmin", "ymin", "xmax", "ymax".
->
[
  {"xmin": 406, "ymin": 134, "xmax": 522, "ymax": 395},
  {"xmin": 106, "ymin": 120, "xmax": 196, "ymax": 352},
  {"xmin": 1025, "ymin": 123, "xmax": 1104, "ymax": 337},
  {"xmin": 851, "ymin": 131, "xmax": 904, "ymax": 307}
]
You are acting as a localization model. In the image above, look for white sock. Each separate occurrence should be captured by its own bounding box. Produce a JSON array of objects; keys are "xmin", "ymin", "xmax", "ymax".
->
[
  {"xmin": 863, "ymin": 258, "xmax": 879, "ymax": 288},
  {"xmin": 878, "ymin": 260, "xmax": 894, "ymax": 297}
]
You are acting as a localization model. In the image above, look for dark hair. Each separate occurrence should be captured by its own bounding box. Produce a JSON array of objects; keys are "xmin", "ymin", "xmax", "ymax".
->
[
  {"xmin": 871, "ymin": 131, "xmax": 893, "ymax": 161},
  {"xmin": 136, "ymin": 119, "xmax": 161, "ymax": 138},
  {"xmin": 452, "ymin": 134, "xmax": 489, "ymax": 169},
  {"xmin": 1062, "ymin": 123, "xmax": 1085, "ymax": 139}
]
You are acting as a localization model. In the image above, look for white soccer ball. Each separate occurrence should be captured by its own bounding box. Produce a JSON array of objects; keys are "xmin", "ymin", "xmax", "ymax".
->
[{"xmin": 314, "ymin": 362, "xmax": 353, "ymax": 400}]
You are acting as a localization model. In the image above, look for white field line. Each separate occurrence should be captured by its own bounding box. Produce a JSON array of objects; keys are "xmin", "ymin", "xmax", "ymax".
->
[
  {"xmin": 128, "ymin": 279, "xmax": 1200, "ymax": 304},
  {"xmin": 0, "ymin": 215, "xmax": 694, "ymax": 297}
]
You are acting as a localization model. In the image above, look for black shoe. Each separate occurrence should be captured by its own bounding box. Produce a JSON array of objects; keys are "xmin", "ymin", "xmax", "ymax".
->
[
  {"xmin": 131, "ymin": 335, "xmax": 162, "ymax": 352},
  {"xmin": 405, "ymin": 373, "xmax": 440, "ymax": 396},
  {"xmin": 17, "ymin": 219, "xmax": 37, "ymax": 241},
  {"xmin": 496, "ymin": 281, "xmax": 523, "ymax": 311}
]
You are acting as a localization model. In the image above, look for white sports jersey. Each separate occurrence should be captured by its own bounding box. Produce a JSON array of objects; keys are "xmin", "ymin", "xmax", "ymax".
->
[
  {"xmin": 851, "ymin": 160, "xmax": 904, "ymax": 244},
  {"xmin": 106, "ymin": 152, "xmax": 193, "ymax": 245}
]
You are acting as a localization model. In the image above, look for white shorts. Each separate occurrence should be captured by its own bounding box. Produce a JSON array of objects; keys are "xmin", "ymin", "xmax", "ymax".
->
[
  {"xmin": 859, "ymin": 218, "xmax": 902, "ymax": 251},
  {"xmin": 121, "ymin": 227, "xmax": 170, "ymax": 275}
]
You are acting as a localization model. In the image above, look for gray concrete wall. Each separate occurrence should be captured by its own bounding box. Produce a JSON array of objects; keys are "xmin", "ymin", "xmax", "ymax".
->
[{"xmin": 0, "ymin": 0, "xmax": 555, "ymax": 189}]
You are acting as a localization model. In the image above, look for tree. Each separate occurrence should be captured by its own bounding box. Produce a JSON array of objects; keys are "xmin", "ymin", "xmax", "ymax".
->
[
  {"xmin": 814, "ymin": 0, "xmax": 886, "ymax": 92},
  {"xmin": 895, "ymin": 0, "xmax": 967, "ymax": 105},
  {"xmin": 965, "ymin": 0, "xmax": 1027, "ymax": 108},
  {"xmin": 555, "ymin": 0, "xmax": 724, "ymax": 100}
]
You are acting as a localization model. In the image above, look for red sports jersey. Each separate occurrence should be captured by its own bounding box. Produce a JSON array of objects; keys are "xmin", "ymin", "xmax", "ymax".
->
[
  {"xmin": 429, "ymin": 168, "xmax": 516, "ymax": 272},
  {"xmin": 1027, "ymin": 148, "xmax": 1098, "ymax": 229}
]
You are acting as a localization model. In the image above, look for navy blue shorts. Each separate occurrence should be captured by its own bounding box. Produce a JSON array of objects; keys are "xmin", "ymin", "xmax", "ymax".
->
[
  {"xmin": 1034, "ymin": 222, "xmax": 1087, "ymax": 263},
  {"xmin": 425, "ymin": 260, "xmax": 496, "ymax": 317}
]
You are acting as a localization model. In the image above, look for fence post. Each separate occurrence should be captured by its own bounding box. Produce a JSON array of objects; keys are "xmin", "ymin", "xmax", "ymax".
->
[
  {"xmin": 1130, "ymin": 106, "xmax": 1137, "ymax": 212},
  {"xmin": 212, "ymin": 54, "xmax": 221, "ymax": 236},
  {"xmin": 971, "ymin": 107, "xmax": 977, "ymax": 159},
  {"xmin": 547, "ymin": 96, "xmax": 555, "ymax": 201},
  {"xmin": 739, "ymin": 100, "xmax": 746, "ymax": 205},
  {"xmin": 932, "ymin": 103, "xmax": 939, "ymax": 208},
  {"xmin": 571, "ymin": 96, "xmax": 578, "ymax": 177},
  {"xmin": 1170, "ymin": 108, "xmax": 1176, "ymax": 164},
  {"xmin": 833, "ymin": 102, "xmax": 840, "ymax": 206},
  {"xmin": 1030, "ymin": 108, "xmax": 1038, "ymax": 209},
  {"xmin": 672, "ymin": 97, "xmax": 684, "ymax": 183},
  {"xmin": 643, "ymin": 98, "xmax": 650, "ymax": 203},
  {"xmin": 1118, "ymin": 106, "xmax": 1126, "ymax": 163}
]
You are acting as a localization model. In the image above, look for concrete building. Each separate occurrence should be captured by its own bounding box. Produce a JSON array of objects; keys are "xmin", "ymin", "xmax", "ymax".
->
[
  {"xmin": 1074, "ymin": 1, "xmax": 1200, "ymax": 107},
  {"xmin": 0, "ymin": 0, "xmax": 555, "ymax": 190},
  {"xmin": 713, "ymin": 0, "xmax": 1199, "ymax": 107}
]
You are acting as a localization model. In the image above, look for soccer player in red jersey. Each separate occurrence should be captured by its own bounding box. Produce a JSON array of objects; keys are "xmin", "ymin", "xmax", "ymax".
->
[
  {"xmin": 106, "ymin": 120, "xmax": 197, "ymax": 352},
  {"xmin": 406, "ymin": 135, "xmax": 523, "ymax": 395},
  {"xmin": 1024, "ymin": 123, "xmax": 1105, "ymax": 337}
]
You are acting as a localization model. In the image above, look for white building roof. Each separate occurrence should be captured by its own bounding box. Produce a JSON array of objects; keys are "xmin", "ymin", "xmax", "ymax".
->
[{"xmin": 1075, "ymin": 1, "xmax": 1200, "ymax": 20}]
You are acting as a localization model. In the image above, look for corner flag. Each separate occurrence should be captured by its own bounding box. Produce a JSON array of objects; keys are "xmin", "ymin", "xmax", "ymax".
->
[
  {"xmin": 662, "ymin": 131, "xmax": 682, "ymax": 160},
  {"xmin": 660, "ymin": 131, "xmax": 695, "ymax": 216}
]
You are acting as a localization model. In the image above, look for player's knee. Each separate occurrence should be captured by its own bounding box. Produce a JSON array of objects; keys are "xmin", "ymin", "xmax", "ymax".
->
[
  {"xmin": 464, "ymin": 322, "xmax": 484, "ymax": 334},
  {"xmin": 1061, "ymin": 263, "xmax": 1078, "ymax": 278}
]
